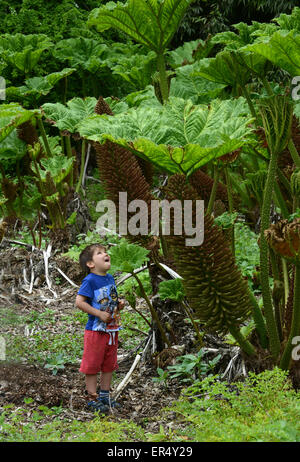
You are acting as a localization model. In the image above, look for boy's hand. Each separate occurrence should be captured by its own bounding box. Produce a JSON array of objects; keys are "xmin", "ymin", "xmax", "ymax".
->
[
  {"xmin": 118, "ymin": 299, "xmax": 125, "ymax": 311},
  {"xmin": 98, "ymin": 311, "xmax": 112, "ymax": 323}
]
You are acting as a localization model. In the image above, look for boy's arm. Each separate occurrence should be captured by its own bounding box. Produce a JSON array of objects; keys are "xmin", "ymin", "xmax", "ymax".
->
[{"xmin": 75, "ymin": 295, "xmax": 112, "ymax": 323}]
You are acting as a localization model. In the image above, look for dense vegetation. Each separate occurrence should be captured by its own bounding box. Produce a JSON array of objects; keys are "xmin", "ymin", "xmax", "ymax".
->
[{"xmin": 0, "ymin": 0, "xmax": 300, "ymax": 443}]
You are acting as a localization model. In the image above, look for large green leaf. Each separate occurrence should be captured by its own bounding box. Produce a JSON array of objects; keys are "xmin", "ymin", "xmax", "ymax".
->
[
  {"xmin": 195, "ymin": 49, "xmax": 267, "ymax": 88},
  {"xmin": 111, "ymin": 51, "xmax": 157, "ymax": 90},
  {"xmin": 211, "ymin": 21, "xmax": 278, "ymax": 49},
  {"xmin": 108, "ymin": 240, "xmax": 150, "ymax": 274},
  {"xmin": 34, "ymin": 156, "xmax": 74, "ymax": 185},
  {"xmin": 0, "ymin": 103, "xmax": 38, "ymax": 142},
  {"xmin": 54, "ymin": 38, "xmax": 108, "ymax": 73},
  {"xmin": 273, "ymin": 7, "xmax": 300, "ymax": 32},
  {"xmin": 245, "ymin": 30, "xmax": 300, "ymax": 77},
  {"xmin": 88, "ymin": 0, "xmax": 195, "ymax": 53},
  {"xmin": 170, "ymin": 62, "xmax": 226, "ymax": 104},
  {"xmin": 78, "ymin": 97, "xmax": 254, "ymax": 176},
  {"xmin": 7, "ymin": 68, "xmax": 75, "ymax": 100},
  {"xmin": 0, "ymin": 34, "xmax": 53, "ymax": 74},
  {"xmin": 0, "ymin": 129, "xmax": 27, "ymax": 160},
  {"xmin": 167, "ymin": 38, "xmax": 207, "ymax": 68},
  {"xmin": 42, "ymin": 97, "xmax": 97, "ymax": 133}
]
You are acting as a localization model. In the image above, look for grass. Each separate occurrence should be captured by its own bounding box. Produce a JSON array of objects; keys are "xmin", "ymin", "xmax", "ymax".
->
[
  {"xmin": 154, "ymin": 368, "xmax": 300, "ymax": 442},
  {"xmin": 1, "ymin": 368, "xmax": 299, "ymax": 442}
]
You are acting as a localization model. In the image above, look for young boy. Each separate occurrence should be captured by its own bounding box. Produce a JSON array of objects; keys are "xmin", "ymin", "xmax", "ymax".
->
[{"xmin": 75, "ymin": 243, "xmax": 124, "ymax": 412}]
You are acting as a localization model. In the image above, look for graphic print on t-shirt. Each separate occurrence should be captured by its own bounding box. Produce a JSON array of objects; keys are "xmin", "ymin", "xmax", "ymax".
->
[{"xmin": 92, "ymin": 283, "xmax": 120, "ymax": 332}]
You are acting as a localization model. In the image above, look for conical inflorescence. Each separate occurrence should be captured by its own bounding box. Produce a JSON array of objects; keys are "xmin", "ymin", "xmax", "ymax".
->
[{"xmin": 164, "ymin": 173, "xmax": 252, "ymax": 335}]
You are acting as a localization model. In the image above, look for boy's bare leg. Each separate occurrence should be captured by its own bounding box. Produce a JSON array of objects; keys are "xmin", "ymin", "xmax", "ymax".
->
[
  {"xmin": 100, "ymin": 371, "xmax": 113, "ymax": 390},
  {"xmin": 85, "ymin": 374, "xmax": 98, "ymax": 395}
]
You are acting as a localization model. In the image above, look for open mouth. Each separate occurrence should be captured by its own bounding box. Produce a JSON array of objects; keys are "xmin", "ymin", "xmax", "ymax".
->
[{"xmin": 104, "ymin": 257, "xmax": 110, "ymax": 262}]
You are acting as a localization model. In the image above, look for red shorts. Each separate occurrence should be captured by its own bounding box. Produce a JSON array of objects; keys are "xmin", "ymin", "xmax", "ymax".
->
[{"xmin": 79, "ymin": 330, "xmax": 118, "ymax": 375}]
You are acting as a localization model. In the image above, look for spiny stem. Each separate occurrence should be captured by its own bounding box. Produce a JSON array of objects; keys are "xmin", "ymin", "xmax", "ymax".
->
[
  {"xmin": 36, "ymin": 117, "xmax": 52, "ymax": 158},
  {"xmin": 156, "ymin": 53, "xmax": 169, "ymax": 104},
  {"xmin": 228, "ymin": 324, "xmax": 256, "ymax": 356},
  {"xmin": 207, "ymin": 162, "xmax": 221, "ymax": 216},
  {"xmin": 279, "ymin": 264, "xmax": 300, "ymax": 370},
  {"xmin": 133, "ymin": 273, "xmax": 171, "ymax": 347},
  {"xmin": 76, "ymin": 140, "xmax": 86, "ymax": 194},
  {"xmin": 182, "ymin": 301, "xmax": 203, "ymax": 347},
  {"xmin": 281, "ymin": 257, "xmax": 289, "ymax": 306},
  {"xmin": 224, "ymin": 165, "xmax": 235, "ymax": 256},
  {"xmin": 248, "ymin": 287, "xmax": 268, "ymax": 349},
  {"xmin": 288, "ymin": 139, "xmax": 300, "ymax": 169},
  {"xmin": 259, "ymin": 148, "xmax": 281, "ymax": 360}
]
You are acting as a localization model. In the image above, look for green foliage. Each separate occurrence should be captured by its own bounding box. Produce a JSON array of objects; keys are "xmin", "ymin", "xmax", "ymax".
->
[
  {"xmin": 108, "ymin": 240, "xmax": 150, "ymax": 274},
  {"xmin": 0, "ymin": 103, "xmax": 38, "ymax": 142},
  {"xmin": 169, "ymin": 63, "xmax": 226, "ymax": 104},
  {"xmin": 78, "ymin": 96, "xmax": 254, "ymax": 176},
  {"xmin": 167, "ymin": 38, "xmax": 213, "ymax": 69},
  {"xmin": 88, "ymin": 0, "xmax": 196, "ymax": 54},
  {"xmin": 34, "ymin": 156, "xmax": 74, "ymax": 185},
  {"xmin": 234, "ymin": 221, "xmax": 261, "ymax": 288},
  {"xmin": 44, "ymin": 354, "xmax": 66, "ymax": 376},
  {"xmin": 119, "ymin": 270, "xmax": 152, "ymax": 298},
  {"xmin": 245, "ymin": 29, "xmax": 300, "ymax": 77},
  {"xmin": 166, "ymin": 350, "xmax": 221, "ymax": 383},
  {"xmin": 0, "ymin": 33, "xmax": 53, "ymax": 76},
  {"xmin": 54, "ymin": 38, "xmax": 108, "ymax": 73},
  {"xmin": 225, "ymin": 319, "xmax": 256, "ymax": 345},
  {"xmin": 214, "ymin": 211, "xmax": 238, "ymax": 230},
  {"xmin": 158, "ymin": 278, "xmax": 185, "ymax": 302},
  {"xmin": 167, "ymin": 368, "xmax": 300, "ymax": 442},
  {"xmin": 0, "ymin": 1, "xmax": 103, "ymax": 41},
  {"xmin": 118, "ymin": 308, "xmax": 150, "ymax": 349},
  {"xmin": 42, "ymin": 97, "xmax": 97, "ymax": 133},
  {"xmin": 87, "ymin": 417, "xmax": 146, "ymax": 442},
  {"xmin": 7, "ymin": 68, "xmax": 75, "ymax": 105},
  {"xmin": 112, "ymin": 51, "xmax": 157, "ymax": 91},
  {"xmin": 152, "ymin": 367, "xmax": 169, "ymax": 386}
]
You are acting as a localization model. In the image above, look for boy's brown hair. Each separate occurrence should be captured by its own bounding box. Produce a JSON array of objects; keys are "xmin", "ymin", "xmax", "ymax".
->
[{"xmin": 79, "ymin": 244, "xmax": 106, "ymax": 274}]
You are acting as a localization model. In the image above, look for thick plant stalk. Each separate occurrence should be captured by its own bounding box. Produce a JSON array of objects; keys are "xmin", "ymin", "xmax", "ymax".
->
[
  {"xmin": 257, "ymin": 95, "xmax": 293, "ymax": 360},
  {"xmin": 133, "ymin": 273, "xmax": 171, "ymax": 348},
  {"xmin": 279, "ymin": 264, "xmax": 300, "ymax": 370},
  {"xmin": 228, "ymin": 325, "xmax": 256, "ymax": 356},
  {"xmin": 273, "ymin": 181, "xmax": 290, "ymax": 219},
  {"xmin": 156, "ymin": 53, "xmax": 169, "ymax": 104},
  {"xmin": 259, "ymin": 148, "xmax": 281, "ymax": 359},
  {"xmin": 206, "ymin": 163, "xmax": 221, "ymax": 215},
  {"xmin": 288, "ymin": 139, "xmax": 300, "ymax": 169},
  {"xmin": 224, "ymin": 165, "xmax": 235, "ymax": 256},
  {"xmin": 76, "ymin": 139, "xmax": 86, "ymax": 193},
  {"xmin": 281, "ymin": 257, "xmax": 289, "ymax": 306},
  {"xmin": 181, "ymin": 301, "xmax": 203, "ymax": 347},
  {"xmin": 36, "ymin": 117, "xmax": 52, "ymax": 158},
  {"xmin": 65, "ymin": 135, "xmax": 74, "ymax": 187},
  {"xmin": 248, "ymin": 288, "xmax": 268, "ymax": 349}
]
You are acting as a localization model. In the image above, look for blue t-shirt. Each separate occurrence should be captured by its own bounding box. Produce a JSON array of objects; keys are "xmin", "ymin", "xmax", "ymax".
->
[{"xmin": 77, "ymin": 272, "xmax": 122, "ymax": 332}]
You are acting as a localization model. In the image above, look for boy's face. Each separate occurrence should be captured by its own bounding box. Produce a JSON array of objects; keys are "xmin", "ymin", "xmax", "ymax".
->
[{"xmin": 87, "ymin": 247, "xmax": 111, "ymax": 275}]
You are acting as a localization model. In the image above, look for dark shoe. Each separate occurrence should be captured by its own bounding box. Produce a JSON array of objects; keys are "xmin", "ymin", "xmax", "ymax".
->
[
  {"xmin": 98, "ymin": 395, "xmax": 121, "ymax": 409},
  {"xmin": 86, "ymin": 392, "xmax": 109, "ymax": 413}
]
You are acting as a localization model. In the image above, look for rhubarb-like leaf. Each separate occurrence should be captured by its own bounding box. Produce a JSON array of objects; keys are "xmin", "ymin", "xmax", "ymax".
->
[
  {"xmin": 170, "ymin": 62, "xmax": 226, "ymax": 103},
  {"xmin": 88, "ymin": 0, "xmax": 195, "ymax": 53},
  {"xmin": 7, "ymin": 68, "xmax": 75, "ymax": 101},
  {"xmin": 108, "ymin": 240, "xmax": 150, "ymax": 274},
  {"xmin": 78, "ymin": 97, "xmax": 254, "ymax": 175},
  {"xmin": 0, "ymin": 103, "xmax": 38, "ymax": 142},
  {"xmin": 245, "ymin": 30, "xmax": 300, "ymax": 77},
  {"xmin": 42, "ymin": 97, "xmax": 97, "ymax": 133}
]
